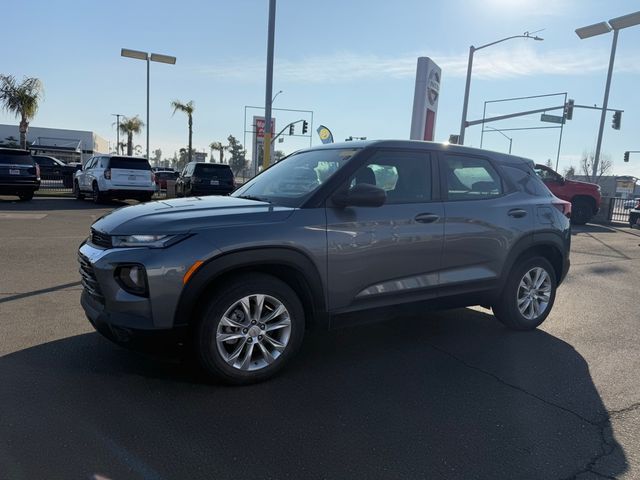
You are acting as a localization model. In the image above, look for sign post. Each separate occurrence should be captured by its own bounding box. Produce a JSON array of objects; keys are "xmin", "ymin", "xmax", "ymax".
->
[
  {"xmin": 252, "ymin": 116, "xmax": 275, "ymax": 175},
  {"xmin": 410, "ymin": 57, "xmax": 441, "ymax": 141}
]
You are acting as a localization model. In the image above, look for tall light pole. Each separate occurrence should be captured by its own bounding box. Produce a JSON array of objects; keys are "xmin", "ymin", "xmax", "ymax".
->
[
  {"xmin": 458, "ymin": 32, "xmax": 543, "ymax": 145},
  {"xmin": 576, "ymin": 11, "xmax": 640, "ymax": 178},
  {"xmin": 272, "ymin": 90, "xmax": 283, "ymax": 104},
  {"xmin": 484, "ymin": 126, "xmax": 513, "ymax": 154},
  {"xmin": 262, "ymin": 0, "xmax": 277, "ymax": 171},
  {"xmin": 121, "ymin": 48, "xmax": 176, "ymax": 160},
  {"xmin": 111, "ymin": 113, "xmax": 123, "ymax": 154}
]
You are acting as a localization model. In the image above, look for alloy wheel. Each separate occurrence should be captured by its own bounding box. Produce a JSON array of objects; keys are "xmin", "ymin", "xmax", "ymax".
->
[
  {"xmin": 516, "ymin": 267, "xmax": 552, "ymax": 320},
  {"xmin": 215, "ymin": 294, "xmax": 292, "ymax": 371}
]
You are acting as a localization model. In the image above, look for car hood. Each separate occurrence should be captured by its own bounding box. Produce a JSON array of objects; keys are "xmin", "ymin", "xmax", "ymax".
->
[
  {"xmin": 564, "ymin": 179, "xmax": 599, "ymax": 190},
  {"xmin": 92, "ymin": 196, "xmax": 295, "ymax": 235}
]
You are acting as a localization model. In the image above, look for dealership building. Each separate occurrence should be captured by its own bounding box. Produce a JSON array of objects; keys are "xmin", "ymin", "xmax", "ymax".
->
[{"xmin": 0, "ymin": 124, "xmax": 109, "ymax": 164}]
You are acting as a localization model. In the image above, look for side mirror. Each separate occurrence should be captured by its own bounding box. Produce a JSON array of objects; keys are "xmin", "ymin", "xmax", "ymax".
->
[
  {"xmin": 332, "ymin": 183, "xmax": 386, "ymax": 207},
  {"xmin": 558, "ymin": 176, "xmax": 566, "ymax": 185}
]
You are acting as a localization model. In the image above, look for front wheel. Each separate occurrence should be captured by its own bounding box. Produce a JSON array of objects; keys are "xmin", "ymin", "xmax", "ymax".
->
[
  {"xmin": 492, "ymin": 256, "xmax": 557, "ymax": 331},
  {"xmin": 92, "ymin": 183, "xmax": 104, "ymax": 204},
  {"xmin": 73, "ymin": 180, "xmax": 85, "ymax": 200},
  {"xmin": 571, "ymin": 198, "xmax": 592, "ymax": 225},
  {"xmin": 196, "ymin": 273, "xmax": 305, "ymax": 384}
]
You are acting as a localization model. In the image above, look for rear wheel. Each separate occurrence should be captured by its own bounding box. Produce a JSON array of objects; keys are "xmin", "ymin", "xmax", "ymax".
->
[
  {"xmin": 196, "ymin": 273, "xmax": 305, "ymax": 384},
  {"xmin": 18, "ymin": 191, "xmax": 34, "ymax": 201},
  {"xmin": 92, "ymin": 182, "xmax": 104, "ymax": 204},
  {"xmin": 571, "ymin": 198, "xmax": 592, "ymax": 225},
  {"xmin": 492, "ymin": 256, "xmax": 557, "ymax": 331},
  {"xmin": 140, "ymin": 192, "xmax": 154, "ymax": 202},
  {"xmin": 73, "ymin": 180, "xmax": 85, "ymax": 200}
]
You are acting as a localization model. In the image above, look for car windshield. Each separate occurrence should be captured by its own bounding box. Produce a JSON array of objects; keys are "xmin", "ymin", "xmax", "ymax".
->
[
  {"xmin": 0, "ymin": 151, "xmax": 34, "ymax": 165},
  {"xmin": 232, "ymin": 148, "xmax": 360, "ymax": 207}
]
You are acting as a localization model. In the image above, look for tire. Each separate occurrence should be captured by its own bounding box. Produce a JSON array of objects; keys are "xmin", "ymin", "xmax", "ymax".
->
[
  {"xmin": 571, "ymin": 198, "xmax": 592, "ymax": 225},
  {"xmin": 492, "ymin": 256, "xmax": 557, "ymax": 331},
  {"xmin": 73, "ymin": 180, "xmax": 85, "ymax": 200},
  {"xmin": 140, "ymin": 192, "xmax": 154, "ymax": 202},
  {"xmin": 196, "ymin": 273, "xmax": 305, "ymax": 384},
  {"xmin": 92, "ymin": 182, "xmax": 104, "ymax": 204},
  {"xmin": 18, "ymin": 191, "xmax": 34, "ymax": 201},
  {"xmin": 63, "ymin": 175, "xmax": 73, "ymax": 188}
]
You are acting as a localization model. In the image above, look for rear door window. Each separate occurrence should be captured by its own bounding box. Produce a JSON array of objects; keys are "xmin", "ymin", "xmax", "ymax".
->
[
  {"xmin": 109, "ymin": 157, "xmax": 151, "ymax": 170},
  {"xmin": 443, "ymin": 155, "xmax": 503, "ymax": 200}
]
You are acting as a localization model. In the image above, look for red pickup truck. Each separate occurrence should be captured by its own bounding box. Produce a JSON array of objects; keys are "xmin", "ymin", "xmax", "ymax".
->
[{"xmin": 534, "ymin": 164, "xmax": 601, "ymax": 225}]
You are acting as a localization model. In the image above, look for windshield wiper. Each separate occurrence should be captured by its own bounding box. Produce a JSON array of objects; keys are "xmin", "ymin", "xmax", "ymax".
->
[{"xmin": 237, "ymin": 195, "xmax": 272, "ymax": 203}]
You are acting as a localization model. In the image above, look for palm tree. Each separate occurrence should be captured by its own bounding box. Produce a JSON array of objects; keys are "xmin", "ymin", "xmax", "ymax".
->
[
  {"xmin": 209, "ymin": 141, "xmax": 228, "ymax": 163},
  {"xmin": 118, "ymin": 115, "xmax": 144, "ymax": 156},
  {"xmin": 0, "ymin": 75, "xmax": 43, "ymax": 149},
  {"xmin": 171, "ymin": 100, "xmax": 195, "ymax": 163}
]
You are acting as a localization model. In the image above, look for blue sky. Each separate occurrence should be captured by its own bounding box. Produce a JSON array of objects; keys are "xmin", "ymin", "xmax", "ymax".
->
[{"xmin": 1, "ymin": 0, "xmax": 639, "ymax": 177}]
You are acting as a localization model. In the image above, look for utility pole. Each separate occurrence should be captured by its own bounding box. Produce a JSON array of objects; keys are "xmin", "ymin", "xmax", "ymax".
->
[{"xmin": 262, "ymin": 0, "xmax": 276, "ymax": 171}]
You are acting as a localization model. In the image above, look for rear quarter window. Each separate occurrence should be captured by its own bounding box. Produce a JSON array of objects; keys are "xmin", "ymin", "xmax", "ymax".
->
[
  {"xmin": 502, "ymin": 164, "xmax": 551, "ymax": 197},
  {"xmin": 109, "ymin": 157, "xmax": 151, "ymax": 170}
]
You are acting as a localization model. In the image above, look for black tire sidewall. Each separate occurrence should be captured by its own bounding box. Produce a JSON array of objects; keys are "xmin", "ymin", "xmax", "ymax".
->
[
  {"xmin": 495, "ymin": 256, "xmax": 557, "ymax": 330},
  {"xmin": 92, "ymin": 183, "xmax": 101, "ymax": 204},
  {"xmin": 196, "ymin": 273, "xmax": 305, "ymax": 384}
]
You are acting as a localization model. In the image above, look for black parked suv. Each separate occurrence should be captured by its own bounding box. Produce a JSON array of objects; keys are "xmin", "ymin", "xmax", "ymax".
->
[
  {"xmin": 0, "ymin": 148, "xmax": 40, "ymax": 200},
  {"xmin": 33, "ymin": 155, "xmax": 77, "ymax": 188},
  {"xmin": 176, "ymin": 162, "xmax": 235, "ymax": 197},
  {"xmin": 79, "ymin": 141, "xmax": 571, "ymax": 384}
]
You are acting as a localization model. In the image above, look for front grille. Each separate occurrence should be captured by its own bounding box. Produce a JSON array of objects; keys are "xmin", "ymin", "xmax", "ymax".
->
[
  {"xmin": 91, "ymin": 229, "xmax": 112, "ymax": 248},
  {"xmin": 78, "ymin": 253, "xmax": 104, "ymax": 303}
]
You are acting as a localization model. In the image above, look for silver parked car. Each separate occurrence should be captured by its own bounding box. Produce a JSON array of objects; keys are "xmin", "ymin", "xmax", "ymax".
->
[{"xmin": 78, "ymin": 141, "xmax": 571, "ymax": 384}]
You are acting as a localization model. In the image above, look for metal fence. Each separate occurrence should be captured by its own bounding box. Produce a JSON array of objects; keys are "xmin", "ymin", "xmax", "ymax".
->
[
  {"xmin": 38, "ymin": 173, "xmax": 73, "ymax": 193},
  {"xmin": 606, "ymin": 197, "xmax": 637, "ymax": 225}
]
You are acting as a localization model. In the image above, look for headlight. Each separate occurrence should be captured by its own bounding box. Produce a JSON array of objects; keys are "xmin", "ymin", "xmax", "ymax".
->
[{"xmin": 111, "ymin": 233, "xmax": 189, "ymax": 248}]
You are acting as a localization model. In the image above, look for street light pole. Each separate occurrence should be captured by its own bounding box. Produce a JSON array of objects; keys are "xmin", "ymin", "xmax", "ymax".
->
[
  {"xmin": 458, "ymin": 33, "xmax": 543, "ymax": 145},
  {"xmin": 121, "ymin": 48, "xmax": 176, "ymax": 161},
  {"xmin": 576, "ymin": 11, "xmax": 640, "ymax": 178},
  {"xmin": 592, "ymin": 28, "xmax": 618, "ymax": 178},
  {"xmin": 262, "ymin": 0, "xmax": 277, "ymax": 171},
  {"xmin": 111, "ymin": 114, "xmax": 123, "ymax": 154}
]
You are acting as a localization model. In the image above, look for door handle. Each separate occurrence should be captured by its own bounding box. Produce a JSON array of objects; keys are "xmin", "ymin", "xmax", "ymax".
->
[
  {"xmin": 415, "ymin": 213, "xmax": 440, "ymax": 224},
  {"xmin": 508, "ymin": 208, "xmax": 528, "ymax": 218}
]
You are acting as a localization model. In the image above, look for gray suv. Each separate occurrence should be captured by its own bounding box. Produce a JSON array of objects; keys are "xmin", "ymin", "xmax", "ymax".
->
[{"xmin": 78, "ymin": 141, "xmax": 571, "ymax": 384}]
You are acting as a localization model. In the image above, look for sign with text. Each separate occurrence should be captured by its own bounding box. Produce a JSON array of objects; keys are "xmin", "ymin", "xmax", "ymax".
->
[
  {"xmin": 540, "ymin": 114, "xmax": 565, "ymax": 124},
  {"xmin": 410, "ymin": 57, "xmax": 441, "ymax": 141},
  {"xmin": 252, "ymin": 116, "xmax": 276, "ymax": 173}
]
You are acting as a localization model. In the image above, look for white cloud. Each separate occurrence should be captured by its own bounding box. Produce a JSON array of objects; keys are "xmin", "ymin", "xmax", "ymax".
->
[{"xmin": 197, "ymin": 46, "xmax": 640, "ymax": 83}]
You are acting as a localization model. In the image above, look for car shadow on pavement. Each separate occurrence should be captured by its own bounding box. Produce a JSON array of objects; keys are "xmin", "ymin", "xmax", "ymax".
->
[{"xmin": 0, "ymin": 308, "xmax": 627, "ymax": 480}]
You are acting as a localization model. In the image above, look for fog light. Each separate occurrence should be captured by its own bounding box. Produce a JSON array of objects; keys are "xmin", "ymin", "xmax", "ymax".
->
[{"xmin": 115, "ymin": 264, "xmax": 148, "ymax": 296}]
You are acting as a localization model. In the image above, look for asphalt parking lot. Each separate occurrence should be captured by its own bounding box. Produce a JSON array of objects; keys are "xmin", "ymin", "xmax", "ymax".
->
[{"xmin": 1, "ymin": 196, "xmax": 639, "ymax": 480}]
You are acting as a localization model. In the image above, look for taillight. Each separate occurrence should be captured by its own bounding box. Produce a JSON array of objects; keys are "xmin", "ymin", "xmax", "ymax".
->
[
  {"xmin": 552, "ymin": 201, "xmax": 571, "ymax": 219},
  {"xmin": 35, "ymin": 163, "xmax": 40, "ymax": 180},
  {"xmin": 104, "ymin": 169, "xmax": 111, "ymax": 180},
  {"xmin": 151, "ymin": 172, "xmax": 155, "ymax": 183}
]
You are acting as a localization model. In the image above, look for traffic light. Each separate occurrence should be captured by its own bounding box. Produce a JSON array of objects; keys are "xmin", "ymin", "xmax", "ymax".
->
[
  {"xmin": 564, "ymin": 99, "xmax": 574, "ymax": 120},
  {"xmin": 289, "ymin": 124, "xmax": 295, "ymax": 135},
  {"xmin": 624, "ymin": 151, "xmax": 630, "ymax": 162},
  {"xmin": 612, "ymin": 110, "xmax": 622, "ymax": 130},
  {"xmin": 448, "ymin": 134, "xmax": 460, "ymax": 144},
  {"xmin": 302, "ymin": 120, "xmax": 308, "ymax": 134}
]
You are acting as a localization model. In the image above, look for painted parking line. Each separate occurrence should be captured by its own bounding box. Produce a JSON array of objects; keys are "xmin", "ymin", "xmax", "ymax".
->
[{"xmin": 0, "ymin": 213, "xmax": 48, "ymax": 220}]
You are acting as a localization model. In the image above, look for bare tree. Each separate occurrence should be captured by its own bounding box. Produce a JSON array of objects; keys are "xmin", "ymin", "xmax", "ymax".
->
[
  {"xmin": 580, "ymin": 151, "xmax": 613, "ymax": 184},
  {"xmin": 562, "ymin": 165, "xmax": 576, "ymax": 179}
]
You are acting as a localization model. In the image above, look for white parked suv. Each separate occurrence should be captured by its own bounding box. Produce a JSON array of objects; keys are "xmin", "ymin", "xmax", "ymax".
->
[{"xmin": 74, "ymin": 155, "xmax": 155, "ymax": 203}]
